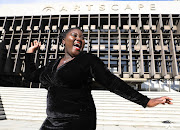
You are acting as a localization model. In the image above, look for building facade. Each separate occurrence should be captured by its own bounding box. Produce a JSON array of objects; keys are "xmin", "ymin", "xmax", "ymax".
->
[{"xmin": 0, "ymin": 1, "xmax": 180, "ymax": 89}]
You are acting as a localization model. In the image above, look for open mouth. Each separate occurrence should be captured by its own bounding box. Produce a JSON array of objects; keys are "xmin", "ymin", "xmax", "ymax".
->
[{"xmin": 73, "ymin": 42, "xmax": 82, "ymax": 51}]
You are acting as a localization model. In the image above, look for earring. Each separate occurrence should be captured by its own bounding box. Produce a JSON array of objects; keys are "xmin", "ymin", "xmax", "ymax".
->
[
  {"xmin": 60, "ymin": 43, "xmax": 65, "ymax": 47},
  {"xmin": 59, "ymin": 42, "xmax": 65, "ymax": 51}
]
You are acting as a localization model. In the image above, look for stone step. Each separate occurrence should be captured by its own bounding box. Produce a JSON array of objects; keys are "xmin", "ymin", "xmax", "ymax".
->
[
  {"xmin": 2, "ymin": 102, "xmax": 46, "ymax": 107},
  {"xmin": 95, "ymin": 106, "xmax": 180, "ymax": 111},
  {"xmin": 0, "ymin": 115, "xmax": 6, "ymax": 120},
  {"xmin": 3, "ymin": 104, "xmax": 45, "ymax": 110},
  {"xmin": 5, "ymin": 111, "xmax": 46, "ymax": 117},
  {"xmin": 96, "ymin": 109, "xmax": 180, "ymax": 115},
  {"xmin": 97, "ymin": 113, "xmax": 180, "ymax": 118},
  {"xmin": 0, "ymin": 108, "xmax": 4, "ymax": 111},
  {"xmin": 97, "ymin": 120, "xmax": 180, "ymax": 128},
  {"xmin": 6, "ymin": 115, "xmax": 45, "ymax": 121},
  {"xmin": 0, "ymin": 94, "xmax": 45, "ymax": 97},
  {"xmin": 97, "ymin": 116, "xmax": 180, "ymax": 123},
  {"xmin": 0, "ymin": 111, "xmax": 5, "ymax": 115}
]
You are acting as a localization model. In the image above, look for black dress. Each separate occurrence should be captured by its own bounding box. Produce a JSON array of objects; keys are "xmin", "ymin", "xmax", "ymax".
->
[{"xmin": 25, "ymin": 52, "xmax": 150, "ymax": 130}]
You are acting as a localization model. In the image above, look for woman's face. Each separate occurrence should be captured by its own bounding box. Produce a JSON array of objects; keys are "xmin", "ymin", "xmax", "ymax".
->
[{"xmin": 62, "ymin": 29, "xmax": 85, "ymax": 57}]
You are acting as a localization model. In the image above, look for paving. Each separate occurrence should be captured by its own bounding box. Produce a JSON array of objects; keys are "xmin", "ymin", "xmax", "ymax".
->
[{"xmin": 0, "ymin": 119, "xmax": 177, "ymax": 130}]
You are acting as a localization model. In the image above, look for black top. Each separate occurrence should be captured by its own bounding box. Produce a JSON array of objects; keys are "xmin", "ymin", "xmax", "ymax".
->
[{"xmin": 25, "ymin": 52, "xmax": 150, "ymax": 119}]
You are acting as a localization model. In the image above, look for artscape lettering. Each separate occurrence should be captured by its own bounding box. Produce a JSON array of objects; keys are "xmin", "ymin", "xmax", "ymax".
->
[{"xmin": 43, "ymin": 4, "xmax": 156, "ymax": 13}]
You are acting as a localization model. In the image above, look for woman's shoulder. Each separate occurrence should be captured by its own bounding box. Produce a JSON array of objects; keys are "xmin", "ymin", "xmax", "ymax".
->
[
  {"xmin": 80, "ymin": 52, "xmax": 100, "ymax": 62},
  {"xmin": 43, "ymin": 58, "xmax": 59, "ymax": 71},
  {"xmin": 79, "ymin": 52, "xmax": 102, "ymax": 66},
  {"xmin": 81, "ymin": 52, "xmax": 98, "ymax": 59}
]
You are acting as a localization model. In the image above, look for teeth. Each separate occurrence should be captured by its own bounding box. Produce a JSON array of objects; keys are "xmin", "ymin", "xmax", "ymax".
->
[{"xmin": 74, "ymin": 43, "xmax": 80, "ymax": 48}]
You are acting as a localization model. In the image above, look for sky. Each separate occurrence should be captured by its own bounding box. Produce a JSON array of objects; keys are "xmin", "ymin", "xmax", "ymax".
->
[{"xmin": 0, "ymin": 0, "xmax": 174, "ymax": 4}]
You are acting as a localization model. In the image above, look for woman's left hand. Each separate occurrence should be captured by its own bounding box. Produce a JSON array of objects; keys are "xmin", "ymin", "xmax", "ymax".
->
[{"xmin": 147, "ymin": 96, "xmax": 173, "ymax": 107}]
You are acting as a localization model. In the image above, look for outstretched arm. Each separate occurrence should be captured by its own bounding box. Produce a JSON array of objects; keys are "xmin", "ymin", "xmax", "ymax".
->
[
  {"xmin": 90, "ymin": 54, "xmax": 173, "ymax": 108},
  {"xmin": 25, "ymin": 40, "xmax": 44, "ymax": 83}
]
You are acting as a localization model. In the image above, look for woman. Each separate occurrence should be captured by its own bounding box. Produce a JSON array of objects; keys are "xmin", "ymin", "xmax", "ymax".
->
[{"xmin": 25, "ymin": 27, "xmax": 173, "ymax": 130}]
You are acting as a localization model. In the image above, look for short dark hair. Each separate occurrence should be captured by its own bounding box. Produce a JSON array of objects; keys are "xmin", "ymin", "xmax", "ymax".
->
[{"xmin": 60, "ymin": 27, "xmax": 82, "ymax": 40}]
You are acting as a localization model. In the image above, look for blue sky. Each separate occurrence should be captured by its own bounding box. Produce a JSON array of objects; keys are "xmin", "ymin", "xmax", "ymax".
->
[{"xmin": 0, "ymin": 0, "xmax": 174, "ymax": 4}]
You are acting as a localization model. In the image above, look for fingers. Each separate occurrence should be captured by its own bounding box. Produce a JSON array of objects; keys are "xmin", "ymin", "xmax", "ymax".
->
[
  {"xmin": 33, "ymin": 40, "xmax": 39, "ymax": 47},
  {"xmin": 35, "ymin": 40, "xmax": 41, "ymax": 47},
  {"xmin": 160, "ymin": 96, "xmax": 173, "ymax": 105},
  {"xmin": 31, "ymin": 40, "xmax": 41, "ymax": 47},
  {"xmin": 27, "ymin": 40, "xmax": 41, "ymax": 53},
  {"xmin": 165, "ymin": 99, "xmax": 173, "ymax": 104},
  {"xmin": 162, "ymin": 96, "xmax": 173, "ymax": 100}
]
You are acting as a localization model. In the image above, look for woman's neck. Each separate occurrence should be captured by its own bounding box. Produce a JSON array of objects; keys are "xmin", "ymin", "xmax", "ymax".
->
[{"xmin": 63, "ymin": 53, "xmax": 74, "ymax": 61}]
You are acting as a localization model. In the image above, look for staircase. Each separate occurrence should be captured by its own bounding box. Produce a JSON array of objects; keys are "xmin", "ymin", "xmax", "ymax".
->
[
  {"xmin": 0, "ymin": 94, "xmax": 6, "ymax": 120},
  {"xmin": 0, "ymin": 86, "xmax": 180, "ymax": 129}
]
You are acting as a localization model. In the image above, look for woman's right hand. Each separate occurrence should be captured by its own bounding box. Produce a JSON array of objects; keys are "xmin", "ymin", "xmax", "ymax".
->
[
  {"xmin": 147, "ymin": 96, "xmax": 173, "ymax": 107},
  {"xmin": 26, "ymin": 40, "xmax": 41, "ymax": 53}
]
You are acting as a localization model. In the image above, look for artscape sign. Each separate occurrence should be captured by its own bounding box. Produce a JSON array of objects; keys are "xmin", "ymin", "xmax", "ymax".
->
[
  {"xmin": 46, "ymin": 4, "xmax": 156, "ymax": 12},
  {"xmin": 0, "ymin": 1, "xmax": 179, "ymax": 16}
]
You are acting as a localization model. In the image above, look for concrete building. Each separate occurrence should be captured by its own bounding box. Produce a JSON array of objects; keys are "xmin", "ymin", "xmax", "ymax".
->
[{"xmin": 0, "ymin": 1, "xmax": 180, "ymax": 91}]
